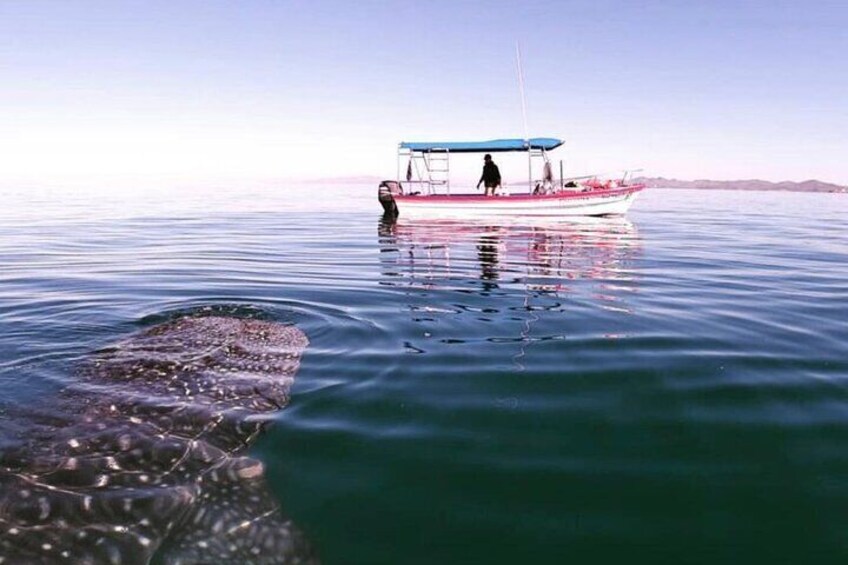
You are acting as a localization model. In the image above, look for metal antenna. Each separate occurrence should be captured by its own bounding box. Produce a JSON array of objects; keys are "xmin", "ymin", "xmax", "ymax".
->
[{"xmin": 516, "ymin": 42, "xmax": 529, "ymax": 142}]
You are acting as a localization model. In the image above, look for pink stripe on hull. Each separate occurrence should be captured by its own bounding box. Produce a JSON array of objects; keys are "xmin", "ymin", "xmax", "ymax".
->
[{"xmin": 394, "ymin": 185, "xmax": 644, "ymax": 204}]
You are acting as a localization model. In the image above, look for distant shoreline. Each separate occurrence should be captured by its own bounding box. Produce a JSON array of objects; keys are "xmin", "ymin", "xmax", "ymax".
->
[
  {"xmin": 633, "ymin": 177, "xmax": 847, "ymax": 193},
  {"xmin": 309, "ymin": 175, "xmax": 848, "ymax": 193}
]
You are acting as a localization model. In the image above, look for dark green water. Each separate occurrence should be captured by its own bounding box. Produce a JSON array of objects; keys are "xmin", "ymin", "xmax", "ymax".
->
[{"xmin": 1, "ymin": 186, "xmax": 847, "ymax": 563}]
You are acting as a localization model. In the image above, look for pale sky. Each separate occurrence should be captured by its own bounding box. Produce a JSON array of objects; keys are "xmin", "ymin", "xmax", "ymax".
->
[{"xmin": 1, "ymin": 0, "xmax": 846, "ymax": 189}]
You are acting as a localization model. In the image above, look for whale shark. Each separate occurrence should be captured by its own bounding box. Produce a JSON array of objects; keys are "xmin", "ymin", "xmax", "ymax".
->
[{"xmin": 0, "ymin": 316, "xmax": 318, "ymax": 564}]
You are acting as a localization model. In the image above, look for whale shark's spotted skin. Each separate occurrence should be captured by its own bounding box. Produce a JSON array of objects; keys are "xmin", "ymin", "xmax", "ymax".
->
[{"xmin": 0, "ymin": 316, "xmax": 317, "ymax": 564}]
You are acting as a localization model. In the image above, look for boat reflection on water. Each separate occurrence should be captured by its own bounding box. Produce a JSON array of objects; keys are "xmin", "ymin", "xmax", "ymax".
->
[
  {"xmin": 477, "ymin": 226, "xmax": 501, "ymax": 293},
  {"xmin": 378, "ymin": 215, "xmax": 642, "ymax": 305},
  {"xmin": 378, "ymin": 216, "xmax": 642, "ymax": 363}
]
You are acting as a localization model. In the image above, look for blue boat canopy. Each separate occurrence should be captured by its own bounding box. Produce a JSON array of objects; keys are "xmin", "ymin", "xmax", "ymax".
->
[{"xmin": 399, "ymin": 137, "xmax": 564, "ymax": 153}]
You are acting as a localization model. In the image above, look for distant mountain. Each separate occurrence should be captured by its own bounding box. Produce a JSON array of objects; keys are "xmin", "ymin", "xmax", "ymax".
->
[
  {"xmin": 303, "ymin": 175, "xmax": 383, "ymax": 185},
  {"xmin": 304, "ymin": 175, "xmax": 847, "ymax": 193},
  {"xmin": 633, "ymin": 177, "xmax": 847, "ymax": 193}
]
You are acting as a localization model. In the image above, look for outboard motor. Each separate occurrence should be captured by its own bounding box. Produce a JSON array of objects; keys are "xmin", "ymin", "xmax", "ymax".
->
[{"xmin": 378, "ymin": 180, "xmax": 403, "ymax": 216}]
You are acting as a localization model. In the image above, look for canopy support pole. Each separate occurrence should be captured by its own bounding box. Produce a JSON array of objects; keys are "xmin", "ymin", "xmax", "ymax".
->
[{"xmin": 560, "ymin": 160, "xmax": 564, "ymax": 189}]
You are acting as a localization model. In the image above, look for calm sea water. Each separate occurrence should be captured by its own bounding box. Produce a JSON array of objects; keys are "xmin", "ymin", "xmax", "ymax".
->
[{"xmin": 1, "ymin": 185, "xmax": 847, "ymax": 563}]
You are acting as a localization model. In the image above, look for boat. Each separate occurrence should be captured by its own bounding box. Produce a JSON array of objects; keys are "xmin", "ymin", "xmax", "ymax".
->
[{"xmin": 378, "ymin": 137, "xmax": 644, "ymax": 219}]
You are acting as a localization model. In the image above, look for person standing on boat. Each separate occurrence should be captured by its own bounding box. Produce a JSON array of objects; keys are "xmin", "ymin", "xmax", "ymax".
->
[{"xmin": 476, "ymin": 154, "xmax": 502, "ymax": 196}]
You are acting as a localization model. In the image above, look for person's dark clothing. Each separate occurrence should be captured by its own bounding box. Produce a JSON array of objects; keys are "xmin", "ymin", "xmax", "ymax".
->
[{"xmin": 479, "ymin": 162, "xmax": 501, "ymax": 188}]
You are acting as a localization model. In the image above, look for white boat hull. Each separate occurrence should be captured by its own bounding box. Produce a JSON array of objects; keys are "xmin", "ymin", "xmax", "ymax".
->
[{"xmin": 391, "ymin": 186, "xmax": 643, "ymax": 219}]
